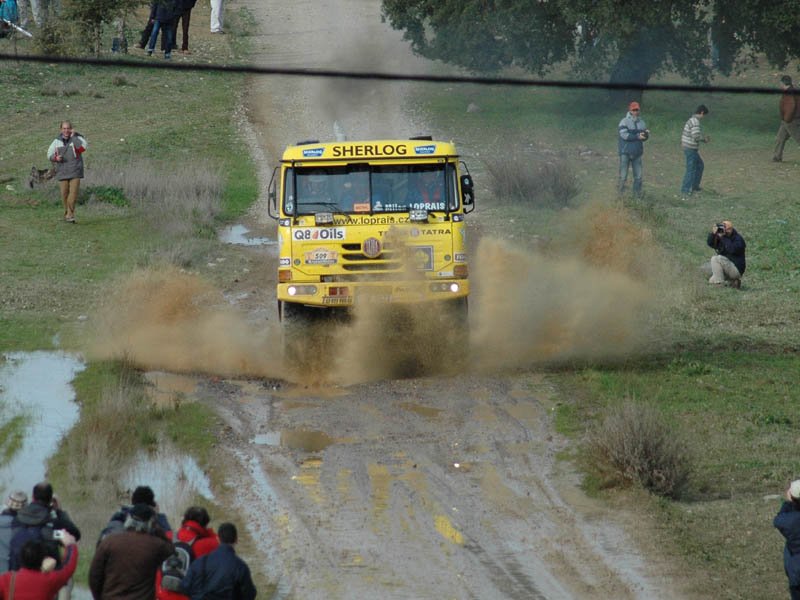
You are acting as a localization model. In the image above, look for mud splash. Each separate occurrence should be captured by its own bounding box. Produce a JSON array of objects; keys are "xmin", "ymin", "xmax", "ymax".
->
[
  {"xmin": 0, "ymin": 352, "xmax": 85, "ymax": 496},
  {"xmin": 88, "ymin": 205, "xmax": 673, "ymax": 386}
]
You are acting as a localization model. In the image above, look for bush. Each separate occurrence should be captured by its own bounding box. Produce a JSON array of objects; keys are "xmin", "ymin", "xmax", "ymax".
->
[
  {"xmin": 587, "ymin": 401, "xmax": 692, "ymax": 499},
  {"xmin": 484, "ymin": 152, "xmax": 579, "ymax": 208}
]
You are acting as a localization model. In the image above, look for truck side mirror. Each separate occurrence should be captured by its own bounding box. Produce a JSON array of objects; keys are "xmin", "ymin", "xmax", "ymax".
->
[
  {"xmin": 460, "ymin": 174, "xmax": 475, "ymax": 211},
  {"xmin": 267, "ymin": 167, "xmax": 279, "ymax": 219}
]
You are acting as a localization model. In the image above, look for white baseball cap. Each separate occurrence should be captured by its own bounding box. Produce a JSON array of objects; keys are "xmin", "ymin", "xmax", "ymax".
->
[{"xmin": 789, "ymin": 480, "xmax": 800, "ymax": 499}]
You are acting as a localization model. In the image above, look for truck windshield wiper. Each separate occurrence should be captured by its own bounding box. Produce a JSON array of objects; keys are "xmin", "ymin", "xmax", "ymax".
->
[{"xmin": 300, "ymin": 201, "xmax": 342, "ymax": 213}]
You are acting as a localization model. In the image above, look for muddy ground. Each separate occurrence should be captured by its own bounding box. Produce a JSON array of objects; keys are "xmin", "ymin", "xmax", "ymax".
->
[{"xmin": 171, "ymin": 1, "xmax": 691, "ymax": 598}]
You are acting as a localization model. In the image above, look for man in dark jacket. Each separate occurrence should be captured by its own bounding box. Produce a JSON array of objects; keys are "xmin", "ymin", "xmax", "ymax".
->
[
  {"xmin": 0, "ymin": 490, "xmax": 27, "ymax": 573},
  {"xmin": 706, "ymin": 219, "xmax": 746, "ymax": 289},
  {"xmin": 180, "ymin": 523, "xmax": 256, "ymax": 600},
  {"xmin": 89, "ymin": 504, "xmax": 174, "ymax": 600},
  {"xmin": 9, "ymin": 482, "xmax": 81, "ymax": 571},
  {"xmin": 773, "ymin": 75, "xmax": 800, "ymax": 162},
  {"xmin": 618, "ymin": 101, "xmax": 650, "ymax": 198},
  {"xmin": 146, "ymin": 0, "xmax": 179, "ymax": 59},
  {"xmin": 97, "ymin": 485, "xmax": 172, "ymax": 546},
  {"xmin": 775, "ymin": 480, "xmax": 800, "ymax": 599}
]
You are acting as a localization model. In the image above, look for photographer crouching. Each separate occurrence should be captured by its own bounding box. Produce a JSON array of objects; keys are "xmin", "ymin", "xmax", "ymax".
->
[{"xmin": 705, "ymin": 219, "xmax": 746, "ymax": 289}]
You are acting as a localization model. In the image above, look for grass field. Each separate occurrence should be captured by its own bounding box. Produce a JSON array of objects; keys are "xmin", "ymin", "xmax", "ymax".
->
[
  {"xmin": 2, "ymin": 6, "xmax": 800, "ymax": 598},
  {"xmin": 419, "ymin": 64, "xmax": 800, "ymax": 598}
]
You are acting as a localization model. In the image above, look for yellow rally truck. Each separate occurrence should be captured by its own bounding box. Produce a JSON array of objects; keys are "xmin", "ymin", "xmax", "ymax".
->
[{"xmin": 267, "ymin": 137, "xmax": 475, "ymax": 322}]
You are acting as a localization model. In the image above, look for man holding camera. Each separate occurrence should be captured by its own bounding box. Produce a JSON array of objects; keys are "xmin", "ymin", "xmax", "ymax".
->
[
  {"xmin": 618, "ymin": 101, "xmax": 650, "ymax": 198},
  {"xmin": 706, "ymin": 220, "xmax": 746, "ymax": 289}
]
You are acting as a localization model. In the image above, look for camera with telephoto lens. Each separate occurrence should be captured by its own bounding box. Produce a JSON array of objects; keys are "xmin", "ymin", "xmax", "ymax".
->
[{"xmin": 715, "ymin": 223, "xmax": 725, "ymax": 234}]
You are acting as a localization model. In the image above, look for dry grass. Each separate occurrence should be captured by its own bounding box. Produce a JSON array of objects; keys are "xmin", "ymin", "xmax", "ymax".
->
[
  {"xmin": 587, "ymin": 401, "xmax": 693, "ymax": 499},
  {"xmin": 483, "ymin": 151, "xmax": 579, "ymax": 208}
]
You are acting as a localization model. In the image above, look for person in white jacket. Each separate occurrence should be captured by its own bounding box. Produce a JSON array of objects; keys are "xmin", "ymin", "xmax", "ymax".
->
[{"xmin": 47, "ymin": 121, "xmax": 88, "ymax": 223}]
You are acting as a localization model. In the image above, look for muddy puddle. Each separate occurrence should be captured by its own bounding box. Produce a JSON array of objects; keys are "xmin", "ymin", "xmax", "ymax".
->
[
  {"xmin": 0, "ymin": 351, "xmax": 85, "ymax": 496},
  {"xmin": 253, "ymin": 429, "xmax": 336, "ymax": 453},
  {"xmin": 219, "ymin": 224, "xmax": 275, "ymax": 246}
]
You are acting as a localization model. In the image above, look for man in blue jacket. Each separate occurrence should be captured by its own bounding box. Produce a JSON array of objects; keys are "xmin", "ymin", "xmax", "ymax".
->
[
  {"xmin": 706, "ymin": 219, "xmax": 746, "ymax": 289},
  {"xmin": 775, "ymin": 480, "xmax": 800, "ymax": 599},
  {"xmin": 180, "ymin": 522, "xmax": 257, "ymax": 600},
  {"xmin": 618, "ymin": 101, "xmax": 650, "ymax": 198}
]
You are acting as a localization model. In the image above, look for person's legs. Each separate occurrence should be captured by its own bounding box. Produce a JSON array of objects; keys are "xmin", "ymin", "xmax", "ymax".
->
[
  {"xmin": 65, "ymin": 179, "xmax": 79, "ymax": 221},
  {"xmin": 59, "ymin": 179, "xmax": 69, "ymax": 218},
  {"xmin": 681, "ymin": 148, "xmax": 697, "ymax": 196},
  {"xmin": 692, "ymin": 153, "xmax": 704, "ymax": 191},
  {"xmin": 163, "ymin": 21, "xmax": 174, "ymax": 58},
  {"xmin": 631, "ymin": 155, "xmax": 643, "ymax": 197},
  {"xmin": 180, "ymin": 9, "xmax": 191, "ymax": 51},
  {"xmin": 618, "ymin": 154, "xmax": 630, "ymax": 195},
  {"xmin": 210, "ymin": 0, "xmax": 223, "ymax": 32},
  {"xmin": 709, "ymin": 255, "xmax": 740, "ymax": 284},
  {"xmin": 774, "ymin": 122, "xmax": 790, "ymax": 161},
  {"xmin": 147, "ymin": 19, "xmax": 161, "ymax": 53}
]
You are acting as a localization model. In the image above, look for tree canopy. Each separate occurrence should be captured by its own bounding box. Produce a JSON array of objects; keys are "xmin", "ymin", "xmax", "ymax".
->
[{"xmin": 381, "ymin": 0, "xmax": 800, "ymax": 87}]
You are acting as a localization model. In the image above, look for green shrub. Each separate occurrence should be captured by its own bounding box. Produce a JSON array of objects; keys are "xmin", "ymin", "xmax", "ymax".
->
[
  {"xmin": 85, "ymin": 185, "xmax": 128, "ymax": 207},
  {"xmin": 587, "ymin": 401, "xmax": 692, "ymax": 499}
]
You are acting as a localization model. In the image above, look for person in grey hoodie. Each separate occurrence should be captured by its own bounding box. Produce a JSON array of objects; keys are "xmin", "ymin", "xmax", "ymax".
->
[
  {"xmin": 617, "ymin": 101, "xmax": 650, "ymax": 198},
  {"xmin": 47, "ymin": 121, "xmax": 88, "ymax": 223}
]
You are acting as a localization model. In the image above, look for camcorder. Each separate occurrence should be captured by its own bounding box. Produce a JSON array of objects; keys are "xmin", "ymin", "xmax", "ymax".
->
[{"xmin": 715, "ymin": 223, "xmax": 725, "ymax": 234}]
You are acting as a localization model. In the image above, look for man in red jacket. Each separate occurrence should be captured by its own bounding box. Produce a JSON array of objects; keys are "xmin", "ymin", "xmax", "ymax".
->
[{"xmin": 0, "ymin": 532, "xmax": 78, "ymax": 600}]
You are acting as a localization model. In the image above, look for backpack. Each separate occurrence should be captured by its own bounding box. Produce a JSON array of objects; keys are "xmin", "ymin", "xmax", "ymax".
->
[
  {"xmin": 161, "ymin": 538, "xmax": 197, "ymax": 592},
  {"xmin": 8, "ymin": 523, "xmax": 57, "ymax": 570}
]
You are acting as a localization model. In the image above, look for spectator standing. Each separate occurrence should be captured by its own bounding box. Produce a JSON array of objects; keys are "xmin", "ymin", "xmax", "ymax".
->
[
  {"xmin": 0, "ymin": 490, "xmax": 28, "ymax": 573},
  {"xmin": 9, "ymin": 483, "xmax": 81, "ymax": 571},
  {"xmin": 705, "ymin": 219, "xmax": 745, "ymax": 289},
  {"xmin": 0, "ymin": 534, "xmax": 78, "ymax": 600},
  {"xmin": 156, "ymin": 507, "xmax": 219, "ymax": 600},
  {"xmin": 617, "ymin": 101, "xmax": 649, "ymax": 198},
  {"xmin": 147, "ymin": 0, "xmax": 179, "ymax": 59},
  {"xmin": 89, "ymin": 504, "xmax": 174, "ymax": 600},
  {"xmin": 0, "ymin": 0, "xmax": 20, "ymax": 35},
  {"xmin": 97, "ymin": 486, "xmax": 172, "ymax": 546},
  {"xmin": 47, "ymin": 121, "xmax": 87, "ymax": 224},
  {"xmin": 680, "ymin": 104, "xmax": 710, "ymax": 200},
  {"xmin": 775, "ymin": 480, "xmax": 800, "ymax": 599},
  {"xmin": 179, "ymin": 523, "xmax": 256, "ymax": 600},
  {"xmin": 175, "ymin": 0, "xmax": 196, "ymax": 54},
  {"xmin": 209, "ymin": 0, "xmax": 224, "ymax": 34},
  {"xmin": 773, "ymin": 75, "xmax": 800, "ymax": 162}
]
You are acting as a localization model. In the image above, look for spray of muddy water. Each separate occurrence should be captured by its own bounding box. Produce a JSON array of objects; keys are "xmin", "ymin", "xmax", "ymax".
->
[{"xmin": 88, "ymin": 205, "xmax": 671, "ymax": 385}]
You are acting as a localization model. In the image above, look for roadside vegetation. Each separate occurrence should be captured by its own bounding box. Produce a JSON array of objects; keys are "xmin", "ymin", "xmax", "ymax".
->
[
  {"xmin": 419, "ymin": 62, "xmax": 800, "ymax": 598},
  {"xmin": 0, "ymin": 4, "xmax": 273, "ymax": 594}
]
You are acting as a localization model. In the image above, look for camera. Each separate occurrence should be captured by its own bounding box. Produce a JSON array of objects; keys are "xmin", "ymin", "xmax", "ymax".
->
[
  {"xmin": 53, "ymin": 529, "xmax": 65, "ymax": 540},
  {"xmin": 715, "ymin": 223, "xmax": 725, "ymax": 234}
]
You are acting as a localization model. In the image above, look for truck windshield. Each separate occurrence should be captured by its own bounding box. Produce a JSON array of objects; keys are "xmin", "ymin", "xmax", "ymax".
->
[{"xmin": 285, "ymin": 164, "xmax": 458, "ymax": 215}]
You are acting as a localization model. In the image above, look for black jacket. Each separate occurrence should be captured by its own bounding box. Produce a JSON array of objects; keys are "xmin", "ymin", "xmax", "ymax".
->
[
  {"xmin": 707, "ymin": 228, "xmax": 746, "ymax": 275},
  {"xmin": 180, "ymin": 544, "xmax": 257, "ymax": 600}
]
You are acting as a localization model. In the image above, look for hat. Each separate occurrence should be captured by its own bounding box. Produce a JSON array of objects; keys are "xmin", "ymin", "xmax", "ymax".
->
[
  {"xmin": 6, "ymin": 490, "xmax": 27, "ymax": 511},
  {"xmin": 129, "ymin": 503, "xmax": 155, "ymax": 522},
  {"xmin": 628, "ymin": 101, "xmax": 640, "ymax": 111},
  {"xmin": 790, "ymin": 480, "xmax": 800, "ymax": 500}
]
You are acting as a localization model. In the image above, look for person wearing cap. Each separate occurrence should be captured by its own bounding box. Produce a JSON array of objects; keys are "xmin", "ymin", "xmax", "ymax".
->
[
  {"xmin": 680, "ymin": 104, "xmax": 710, "ymax": 199},
  {"xmin": 0, "ymin": 490, "xmax": 28, "ymax": 573},
  {"xmin": 705, "ymin": 219, "xmax": 745, "ymax": 288},
  {"xmin": 89, "ymin": 504, "xmax": 174, "ymax": 600},
  {"xmin": 617, "ymin": 101, "xmax": 650, "ymax": 198},
  {"xmin": 773, "ymin": 75, "xmax": 800, "ymax": 162},
  {"xmin": 775, "ymin": 480, "xmax": 800, "ymax": 598}
]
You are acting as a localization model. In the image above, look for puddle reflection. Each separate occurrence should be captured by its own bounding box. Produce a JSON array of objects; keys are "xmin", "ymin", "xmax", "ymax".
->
[
  {"xmin": 253, "ymin": 430, "xmax": 335, "ymax": 453},
  {"xmin": 122, "ymin": 444, "xmax": 215, "ymax": 521},
  {"xmin": 219, "ymin": 224, "xmax": 274, "ymax": 246},
  {"xmin": 0, "ymin": 351, "xmax": 85, "ymax": 497}
]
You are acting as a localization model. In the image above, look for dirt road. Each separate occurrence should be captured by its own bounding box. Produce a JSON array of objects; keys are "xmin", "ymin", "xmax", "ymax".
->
[{"xmin": 204, "ymin": 1, "xmax": 683, "ymax": 598}]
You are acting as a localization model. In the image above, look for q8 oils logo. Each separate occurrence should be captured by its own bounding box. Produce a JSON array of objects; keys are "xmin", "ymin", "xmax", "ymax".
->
[{"xmin": 292, "ymin": 227, "xmax": 346, "ymax": 241}]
